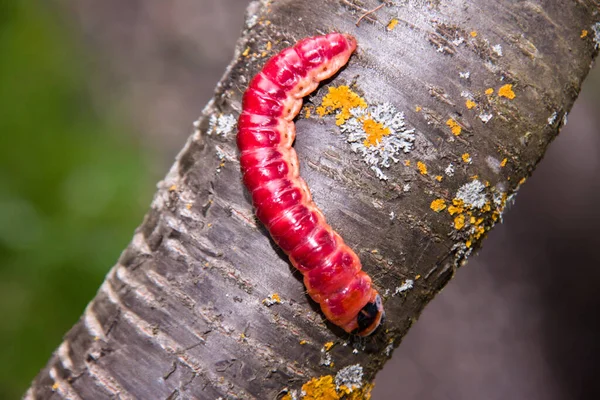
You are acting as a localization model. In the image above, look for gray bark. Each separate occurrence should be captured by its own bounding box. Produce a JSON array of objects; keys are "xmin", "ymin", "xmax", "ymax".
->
[{"xmin": 28, "ymin": 0, "xmax": 599, "ymax": 399}]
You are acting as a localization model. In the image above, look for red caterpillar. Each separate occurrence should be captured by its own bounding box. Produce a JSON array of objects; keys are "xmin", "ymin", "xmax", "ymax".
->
[{"xmin": 237, "ymin": 33, "xmax": 384, "ymax": 336}]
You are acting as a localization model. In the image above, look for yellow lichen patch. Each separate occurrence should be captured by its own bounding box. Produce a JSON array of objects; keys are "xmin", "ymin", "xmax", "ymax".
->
[
  {"xmin": 470, "ymin": 31, "xmax": 478, "ymax": 37},
  {"xmin": 485, "ymin": 88, "xmax": 494, "ymax": 96},
  {"xmin": 465, "ymin": 99, "xmax": 477, "ymax": 109},
  {"xmin": 317, "ymin": 86, "xmax": 367, "ymax": 126},
  {"xmin": 347, "ymin": 383, "xmax": 374, "ymax": 400},
  {"xmin": 185, "ymin": 203, "xmax": 192, "ymax": 210},
  {"xmin": 404, "ymin": 160, "xmax": 411, "ymax": 167},
  {"xmin": 362, "ymin": 118, "xmax": 391, "ymax": 147},
  {"xmin": 498, "ymin": 84, "xmax": 516, "ymax": 100},
  {"xmin": 415, "ymin": 274, "xmax": 421, "ymax": 280},
  {"xmin": 281, "ymin": 394, "xmax": 293, "ymax": 400},
  {"xmin": 448, "ymin": 199, "xmax": 465, "ymax": 215},
  {"xmin": 305, "ymin": 108, "xmax": 312, "ymax": 118},
  {"xmin": 417, "ymin": 161, "xmax": 428, "ymax": 175},
  {"xmin": 446, "ymin": 118, "xmax": 462, "ymax": 136},
  {"xmin": 435, "ymin": 175, "xmax": 443, "ymax": 182},
  {"xmin": 415, "ymin": 105, "xmax": 422, "ymax": 112},
  {"xmin": 387, "ymin": 18, "xmax": 399, "ymax": 31},
  {"xmin": 323, "ymin": 341, "xmax": 335, "ymax": 351},
  {"xmin": 430, "ymin": 198, "xmax": 447, "ymax": 212},
  {"xmin": 519, "ymin": 177, "xmax": 527, "ymax": 185},
  {"xmin": 242, "ymin": 47, "xmax": 250, "ymax": 57},
  {"xmin": 300, "ymin": 340, "xmax": 308, "ymax": 345},
  {"xmin": 301, "ymin": 376, "xmax": 339, "ymax": 400},
  {"xmin": 581, "ymin": 29, "xmax": 589, "ymax": 38},
  {"xmin": 52, "ymin": 382, "xmax": 59, "ymax": 391},
  {"xmin": 466, "ymin": 239, "xmax": 472, "ymax": 248},
  {"xmin": 500, "ymin": 158, "xmax": 508, "ymax": 167},
  {"xmin": 454, "ymin": 214, "xmax": 466, "ymax": 230},
  {"xmin": 461, "ymin": 153, "xmax": 472, "ymax": 163},
  {"xmin": 168, "ymin": 184, "xmax": 177, "ymax": 192},
  {"xmin": 266, "ymin": 41, "xmax": 272, "ymax": 51}
]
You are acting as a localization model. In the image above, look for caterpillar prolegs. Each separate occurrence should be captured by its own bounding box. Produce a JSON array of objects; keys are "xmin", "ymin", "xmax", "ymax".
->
[{"xmin": 237, "ymin": 33, "xmax": 384, "ymax": 336}]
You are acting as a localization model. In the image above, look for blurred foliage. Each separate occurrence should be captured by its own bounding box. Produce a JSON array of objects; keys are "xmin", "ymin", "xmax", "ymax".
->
[{"xmin": 0, "ymin": 2, "xmax": 154, "ymax": 397}]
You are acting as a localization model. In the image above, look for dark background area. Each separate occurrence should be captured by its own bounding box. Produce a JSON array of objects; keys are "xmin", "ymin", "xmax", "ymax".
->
[{"xmin": 1, "ymin": 1, "xmax": 599, "ymax": 398}]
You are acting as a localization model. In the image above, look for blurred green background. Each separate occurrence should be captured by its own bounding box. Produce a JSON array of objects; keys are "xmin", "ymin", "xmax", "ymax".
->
[{"xmin": 0, "ymin": 3, "xmax": 154, "ymax": 397}]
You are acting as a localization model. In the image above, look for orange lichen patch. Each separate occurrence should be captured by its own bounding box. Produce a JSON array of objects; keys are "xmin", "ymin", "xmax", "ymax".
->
[
  {"xmin": 300, "ymin": 340, "xmax": 308, "ymax": 345},
  {"xmin": 498, "ymin": 84, "xmax": 516, "ymax": 99},
  {"xmin": 185, "ymin": 203, "xmax": 192, "ymax": 210},
  {"xmin": 317, "ymin": 86, "xmax": 367, "ymax": 126},
  {"xmin": 417, "ymin": 161, "xmax": 428, "ymax": 175},
  {"xmin": 281, "ymin": 394, "xmax": 293, "ymax": 400},
  {"xmin": 242, "ymin": 47, "xmax": 250, "ymax": 57},
  {"xmin": 52, "ymin": 382, "xmax": 59, "ymax": 391},
  {"xmin": 454, "ymin": 214, "xmax": 466, "ymax": 230},
  {"xmin": 430, "ymin": 198, "xmax": 447, "ymax": 212},
  {"xmin": 461, "ymin": 153, "xmax": 472, "ymax": 163},
  {"xmin": 415, "ymin": 274, "xmax": 421, "ymax": 280},
  {"xmin": 347, "ymin": 383, "xmax": 374, "ymax": 400},
  {"xmin": 262, "ymin": 293, "xmax": 281, "ymax": 306},
  {"xmin": 446, "ymin": 118, "xmax": 462, "ymax": 136},
  {"xmin": 168, "ymin": 184, "xmax": 177, "ymax": 192},
  {"xmin": 387, "ymin": 18, "xmax": 399, "ymax": 31},
  {"xmin": 470, "ymin": 31, "xmax": 478, "ymax": 37},
  {"xmin": 581, "ymin": 29, "xmax": 589, "ymax": 38},
  {"xmin": 466, "ymin": 99, "xmax": 477, "ymax": 109},
  {"xmin": 519, "ymin": 177, "xmax": 527, "ymax": 185},
  {"xmin": 298, "ymin": 376, "xmax": 373, "ymax": 400},
  {"xmin": 448, "ymin": 199, "xmax": 465, "ymax": 215},
  {"xmin": 485, "ymin": 88, "xmax": 494, "ymax": 95},
  {"xmin": 404, "ymin": 160, "xmax": 411, "ymax": 167},
  {"xmin": 266, "ymin": 41, "xmax": 272, "ymax": 51},
  {"xmin": 500, "ymin": 158, "xmax": 508, "ymax": 167},
  {"xmin": 323, "ymin": 341, "xmax": 335, "ymax": 351},
  {"xmin": 435, "ymin": 175, "xmax": 443, "ymax": 182},
  {"xmin": 415, "ymin": 105, "xmax": 422, "ymax": 112},
  {"xmin": 362, "ymin": 118, "xmax": 391, "ymax": 147},
  {"xmin": 301, "ymin": 376, "xmax": 339, "ymax": 400}
]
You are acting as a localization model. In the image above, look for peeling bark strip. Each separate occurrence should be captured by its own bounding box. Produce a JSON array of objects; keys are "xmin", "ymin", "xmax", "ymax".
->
[
  {"xmin": 28, "ymin": 1, "xmax": 598, "ymax": 399},
  {"xmin": 237, "ymin": 33, "xmax": 385, "ymax": 336}
]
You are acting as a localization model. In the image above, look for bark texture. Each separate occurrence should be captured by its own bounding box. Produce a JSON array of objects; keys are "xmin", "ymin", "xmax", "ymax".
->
[{"xmin": 29, "ymin": 1, "xmax": 599, "ymax": 399}]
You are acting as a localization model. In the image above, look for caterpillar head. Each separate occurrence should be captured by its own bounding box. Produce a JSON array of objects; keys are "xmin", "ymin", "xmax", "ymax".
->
[{"xmin": 354, "ymin": 292, "xmax": 385, "ymax": 337}]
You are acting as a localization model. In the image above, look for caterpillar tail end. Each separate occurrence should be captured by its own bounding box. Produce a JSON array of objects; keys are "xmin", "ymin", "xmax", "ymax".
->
[{"xmin": 354, "ymin": 292, "xmax": 385, "ymax": 337}]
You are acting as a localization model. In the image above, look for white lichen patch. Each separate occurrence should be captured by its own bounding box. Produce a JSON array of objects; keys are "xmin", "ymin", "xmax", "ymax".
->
[
  {"xmin": 485, "ymin": 156, "xmax": 502, "ymax": 174},
  {"xmin": 456, "ymin": 180, "xmax": 488, "ymax": 209},
  {"xmin": 592, "ymin": 22, "xmax": 600, "ymax": 49},
  {"xmin": 319, "ymin": 351, "xmax": 333, "ymax": 367},
  {"xmin": 459, "ymin": 71, "xmax": 471, "ymax": 80},
  {"xmin": 452, "ymin": 37, "xmax": 466, "ymax": 46},
  {"xmin": 384, "ymin": 339, "xmax": 395, "ymax": 357},
  {"xmin": 547, "ymin": 111, "xmax": 558, "ymax": 125},
  {"xmin": 492, "ymin": 44, "xmax": 503, "ymax": 56},
  {"xmin": 262, "ymin": 293, "xmax": 282, "ymax": 307},
  {"xmin": 208, "ymin": 113, "xmax": 237, "ymax": 137},
  {"xmin": 445, "ymin": 163, "xmax": 455, "ymax": 177},
  {"xmin": 479, "ymin": 112, "xmax": 493, "ymax": 123},
  {"xmin": 563, "ymin": 113, "xmax": 568, "ymax": 126},
  {"xmin": 460, "ymin": 90, "xmax": 473, "ymax": 99},
  {"xmin": 341, "ymin": 103, "xmax": 417, "ymax": 181},
  {"xmin": 403, "ymin": 183, "xmax": 411, "ymax": 192},
  {"xmin": 335, "ymin": 364, "xmax": 363, "ymax": 392},
  {"xmin": 393, "ymin": 279, "xmax": 414, "ymax": 296}
]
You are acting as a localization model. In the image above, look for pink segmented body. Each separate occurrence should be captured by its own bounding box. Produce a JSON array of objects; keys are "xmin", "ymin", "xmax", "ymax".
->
[{"xmin": 237, "ymin": 33, "xmax": 384, "ymax": 336}]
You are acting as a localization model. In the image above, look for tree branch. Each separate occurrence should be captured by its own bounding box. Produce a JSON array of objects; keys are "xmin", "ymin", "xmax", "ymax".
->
[{"xmin": 28, "ymin": 0, "xmax": 599, "ymax": 399}]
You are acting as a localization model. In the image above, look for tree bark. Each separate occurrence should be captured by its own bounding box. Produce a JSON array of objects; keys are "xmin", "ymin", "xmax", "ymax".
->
[{"xmin": 28, "ymin": 0, "xmax": 599, "ymax": 399}]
